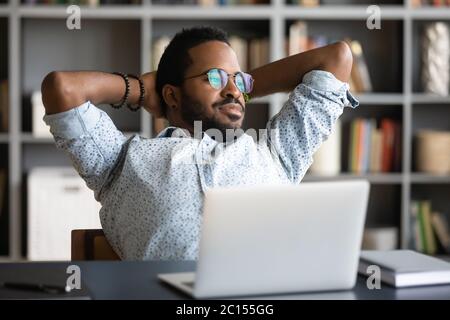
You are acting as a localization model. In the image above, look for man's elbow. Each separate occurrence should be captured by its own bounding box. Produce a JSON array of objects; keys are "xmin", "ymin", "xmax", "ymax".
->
[
  {"xmin": 41, "ymin": 71, "xmax": 73, "ymax": 114},
  {"xmin": 322, "ymin": 41, "xmax": 353, "ymax": 83}
]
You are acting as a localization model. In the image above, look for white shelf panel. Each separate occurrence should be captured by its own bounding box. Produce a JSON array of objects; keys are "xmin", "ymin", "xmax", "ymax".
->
[
  {"xmin": 410, "ymin": 173, "xmax": 450, "ymax": 184},
  {"xmin": 249, "ymin": 96, "xmax": 270, "ymax": 104},
  {"xmin": 282, "ymin": 5, "xmax": 406, "ymax": 20},
  {"xmin": 19, "ymin": 5, "xmax": 144, "ymax": 19},
  {"xmin": 18, "ymin": 5, "xmax": 274, "ymax": 19},
  {"xmin": 412, "ymin": 94, "xmax": 450, "ymax": 104},
  {"xmin": 150, "ymin": 6, "xmax": 273, "ymax": 19},
  {"xmin": 303, "ymin": 173, "xmax": 403, "ymax": 184},
  {"xmin": 355, "ymin": 93, "xmax": 404, "ymax": 105},
  {"xmin": 410, "ymin": 8, "xmax": 450, "ymax": 19}
]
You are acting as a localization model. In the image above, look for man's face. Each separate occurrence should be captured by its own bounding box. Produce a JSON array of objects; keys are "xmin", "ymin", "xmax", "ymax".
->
[{"xmin": 178, "ymin": 41, "xmax": 246, "ymax": 135}]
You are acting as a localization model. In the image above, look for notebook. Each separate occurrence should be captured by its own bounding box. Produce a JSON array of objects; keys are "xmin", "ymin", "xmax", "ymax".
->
[{"xmin": 358, "ymin": 250, "xmax": 450, "ymax": 288}]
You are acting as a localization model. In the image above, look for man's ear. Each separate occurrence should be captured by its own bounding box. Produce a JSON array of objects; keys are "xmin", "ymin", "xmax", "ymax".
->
[{"xmin": 162, "ymin": 84, "xmax": 181, "ymax": 111}]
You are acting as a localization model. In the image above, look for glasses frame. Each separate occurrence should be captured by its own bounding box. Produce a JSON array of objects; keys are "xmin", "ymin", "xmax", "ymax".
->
[{"xmin": 183, "ymin": 68, "xmax": 254, "ymax": 94}]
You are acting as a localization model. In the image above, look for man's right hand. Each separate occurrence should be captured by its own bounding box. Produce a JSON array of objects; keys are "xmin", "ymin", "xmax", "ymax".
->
[{"xmin": 141, "ymin": 71, "xmax": 164, "ymax": 119}]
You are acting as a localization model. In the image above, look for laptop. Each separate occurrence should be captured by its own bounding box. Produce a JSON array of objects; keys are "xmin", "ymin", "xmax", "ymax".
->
[{"xmin": 158, "ymin": 180, "xmax": 370, "ymax": 298}]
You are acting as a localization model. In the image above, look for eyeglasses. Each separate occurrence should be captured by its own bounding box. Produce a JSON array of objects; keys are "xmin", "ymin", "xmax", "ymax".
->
[{"xmin": 184, "ymin": 68, "xmax": 254, "ymax": 94}]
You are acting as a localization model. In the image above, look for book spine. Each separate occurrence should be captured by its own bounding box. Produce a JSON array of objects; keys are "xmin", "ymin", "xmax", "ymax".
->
[{"xmin": 422, "ymin": 201, "xmax": 437, "ymax": 255}]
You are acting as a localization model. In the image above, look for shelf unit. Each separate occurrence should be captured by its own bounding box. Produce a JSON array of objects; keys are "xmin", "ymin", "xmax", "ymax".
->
[{"xmin": 0, "ymin": 0, "xmax": 449, "ymax": 260}]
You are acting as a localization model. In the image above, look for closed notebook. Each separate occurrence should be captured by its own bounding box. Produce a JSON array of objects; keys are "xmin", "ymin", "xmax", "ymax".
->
[{"xmin": 358, "ymin": 250, "xmax": 450, "ymax": 288}]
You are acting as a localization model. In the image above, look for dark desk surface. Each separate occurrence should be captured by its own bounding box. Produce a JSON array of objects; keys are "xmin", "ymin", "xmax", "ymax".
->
[{"xmin": 1, "ymin": 261, "xmax": 450, "ymax": 300}]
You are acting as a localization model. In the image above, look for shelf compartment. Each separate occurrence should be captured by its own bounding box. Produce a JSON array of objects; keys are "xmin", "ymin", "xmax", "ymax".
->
[
  {"xmin": 364, "ymin": 184, "xmax": 402, "ymax": 248},
  {"xmin": 411, "ymin": 104, "xmax": 450, "ymax": 174},
  {"xmin": 285, "ymin": 19, "xmax": 403, "ymax": 93},
  {"xmin": 21, "ymin": 18, "xmax": 142, "ymax": 134},
  {"xmin": 340, "ymin": 104, "xmax": 404, "ymax": 173},
  {"xmin": 412, "ymin": 20, "xmax": 450, "ymax": 93}
]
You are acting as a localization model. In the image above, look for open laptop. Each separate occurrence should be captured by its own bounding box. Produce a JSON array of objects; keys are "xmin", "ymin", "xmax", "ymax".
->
[{"xmin": 158, "ymin": 180, "xmax": 370, "ymax": 299}]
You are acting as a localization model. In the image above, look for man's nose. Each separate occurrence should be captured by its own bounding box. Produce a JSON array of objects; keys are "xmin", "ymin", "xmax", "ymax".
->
[{"xmin": 221, "ymin": 76, "xmax": 241, "ymax": 100}]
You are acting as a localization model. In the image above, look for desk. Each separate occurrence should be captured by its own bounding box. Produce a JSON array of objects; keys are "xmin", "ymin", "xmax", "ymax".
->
[{"xmin": 1, "ymin": 261, "xmax": 450, "ymax": 299}]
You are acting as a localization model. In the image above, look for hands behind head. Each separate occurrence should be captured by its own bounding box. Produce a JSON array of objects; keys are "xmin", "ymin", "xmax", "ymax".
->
[{"xmin": 141, "ymin": 71, "xmax": 165, "ymax": 119}]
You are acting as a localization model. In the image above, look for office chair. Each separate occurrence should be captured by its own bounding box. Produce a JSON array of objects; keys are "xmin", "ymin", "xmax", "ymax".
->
[{"xmin": 71, "ymin": 229, "xmax": 120, "ymax": 260}]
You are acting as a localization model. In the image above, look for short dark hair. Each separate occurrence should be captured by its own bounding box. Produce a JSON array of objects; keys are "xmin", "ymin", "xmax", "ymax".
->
[{"xmin": 155, "ymin": 26, "xmax": 230, "ymax": 116}]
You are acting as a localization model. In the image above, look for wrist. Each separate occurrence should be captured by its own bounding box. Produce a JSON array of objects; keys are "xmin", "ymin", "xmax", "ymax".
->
[{"xmin": 127, "ymin": 77, "xmax": 141, "ymax": 106}]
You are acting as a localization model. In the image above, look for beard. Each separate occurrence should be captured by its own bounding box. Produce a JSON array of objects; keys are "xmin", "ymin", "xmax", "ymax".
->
[{"xmin": 179, "ymin": 90, "xmax": 245, "ymax": 141}]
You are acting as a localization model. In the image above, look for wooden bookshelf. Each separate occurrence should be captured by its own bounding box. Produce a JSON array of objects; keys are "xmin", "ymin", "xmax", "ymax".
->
[{"xmin": 0, "ymin": 0, "xmax": 449, "ymax": 260}]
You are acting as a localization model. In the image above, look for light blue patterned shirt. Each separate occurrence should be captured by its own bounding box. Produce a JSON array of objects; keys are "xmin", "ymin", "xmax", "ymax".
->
[{"xmin": 43, "ymin": 70, "xmax": 359, "ymax": 260}]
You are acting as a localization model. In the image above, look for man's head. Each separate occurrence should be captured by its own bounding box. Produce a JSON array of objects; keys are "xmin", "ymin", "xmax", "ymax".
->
[{"xmin": 156, "ymin": 26, "xmax": 250, "ymax": 136}]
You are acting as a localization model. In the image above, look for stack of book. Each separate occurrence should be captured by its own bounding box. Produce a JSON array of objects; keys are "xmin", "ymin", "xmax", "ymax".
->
[
  {"xmin": 412, "ymin": 0, "xmax": 450, "ymax": 6},
  {"xmin": 410, "ymin": 200, "xmax": 450, "ymax": 256},
  {"xmin": 288, "ymin": 0, "xmax": 319, "ymax": 6},
  {"xmin": 22, "ymin": 0, "xmax": 141, "ymax": 5},
  {"xmin": 0, "ymin": 79, "xmax": 8, "ymax": 133},
  {"xmin": 152, "ymin": 0, "xmax": 269, "ymax": 4},
  {"xmin": 152, "ymin": 35, "xmax": 269, "ymax": 72},
  {"xmin": 288, "ymin": 21, "xmax": 372, "ymax": 92},
  {"xmin": 347, "ymin": 118, "xmax": 402, "ymax": 174}
]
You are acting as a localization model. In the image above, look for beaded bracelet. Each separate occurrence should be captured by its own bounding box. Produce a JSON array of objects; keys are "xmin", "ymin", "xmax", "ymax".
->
[
  {"xmin": 110, "ymin": 72, "xmax": 130, "ymax": 109},
  {"xmin": 126, "ymin": 74, "xmax": 145, "ymax": 112}
]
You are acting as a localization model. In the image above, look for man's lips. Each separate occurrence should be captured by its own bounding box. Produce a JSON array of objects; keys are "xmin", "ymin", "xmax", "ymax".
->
[{"xmin": 217, "ymin": 103, "xmax": 244, "ymax": 120}]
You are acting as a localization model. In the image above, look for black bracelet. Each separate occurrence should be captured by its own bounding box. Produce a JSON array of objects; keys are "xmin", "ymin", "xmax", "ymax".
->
[
  {"xmin": 126, "ymin": 74, "xmax": 145, "ymax": 112},
  {"xmin": 110, "ymin": 72, "xmax": 130, "ymax": 109}
]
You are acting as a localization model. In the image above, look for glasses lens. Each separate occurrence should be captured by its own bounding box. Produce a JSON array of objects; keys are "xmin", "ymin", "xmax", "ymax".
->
[
  {"xmin": 242, "ymin": 72, "xmax": 254, "ymax": 93},
  {"xmin": 207, "ymin": 69, "xmax": 223, "ymax": 90},
  {"xmin": 235, "ymin": 73, "xmax": 246, "ymax": 93}
]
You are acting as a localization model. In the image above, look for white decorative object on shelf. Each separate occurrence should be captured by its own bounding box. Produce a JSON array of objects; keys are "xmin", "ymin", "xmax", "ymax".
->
[
  {"xmin": 32, "ymin": 91, "xmax": 52, "ymax": 138},
  {"xmin": 416, "ymin": 130, "xmax": 450, "ymax": 175},
  {"xmin": 27, "ymin": 167, "xmax": 102, "ymax": 261},
  {"xmin": 309, "ymin": 120, "xmax": 341, "ymax": 175},
  {"xmin": 362, "ymin": 227, "xmax": 399, "ymax": 251},
  {"xmin": 421, "ymin": 22, "xmax": 450, "ymax": 96}
]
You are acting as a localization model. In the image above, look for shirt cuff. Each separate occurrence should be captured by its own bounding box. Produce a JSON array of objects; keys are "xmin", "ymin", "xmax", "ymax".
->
[
  {"xmin": 302, "ymin": 69, "xmax": 360, "ymax": 109},
  {"xmin": 43, "ymin": 100, "xmax": 102, "ymax": 140}
]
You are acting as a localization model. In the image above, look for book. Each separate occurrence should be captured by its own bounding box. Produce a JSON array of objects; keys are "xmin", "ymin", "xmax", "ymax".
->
[
  {"xmin": 152, "ymin": 36, "xmax": 171, "ymax": 71},
  {"xmin": 229, "ymin": 36, "xmax": 248, "ymax": 72},
  {"xmin": 349, "ymin": 40, "xmax": 373, "ymax": 93},
  {"xmin": 421, "ymin": 201, "xmax": 437, "ymax": 255},
  {"xmin": 380, "ymin": 118, "xmax": 395, "ymax": 172},
  {"xmin": 288, "ymin": 21, "xmax": 308, "ymax": 56},
  {"xmin": 369, "ymin": 127, "xmax": 382, "ymax": 173},
  {"xmin": 431, "ymin": 212, "xmax": 450, "ymax": 253},
  {"xmin": 359, "ymin": 250, "xmax": 450, "ymax": 288},
  {"xmin": 410, "ymin": 201, "xmax": 424, "ymax": 252}
]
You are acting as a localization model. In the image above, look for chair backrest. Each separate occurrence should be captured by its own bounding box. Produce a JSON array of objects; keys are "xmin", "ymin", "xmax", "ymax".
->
[{"xmin": 71, "ymin": 229, "xmax": 120, "ymax": 260}]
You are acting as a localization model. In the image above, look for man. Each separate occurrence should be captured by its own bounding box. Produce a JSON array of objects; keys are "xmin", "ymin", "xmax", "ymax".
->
[{"xmin": 41, "ymin": 26, "xmax": 359, "ymax": 260}]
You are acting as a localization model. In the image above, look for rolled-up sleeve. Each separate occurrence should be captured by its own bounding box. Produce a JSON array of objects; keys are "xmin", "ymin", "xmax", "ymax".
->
[
  {"xmin": 266, "ymin": 69, "xmax": 359, "ymax": 183},
  {"xmin": 43, "ymin": 101, "xmax": 127, "ymax": 202}
]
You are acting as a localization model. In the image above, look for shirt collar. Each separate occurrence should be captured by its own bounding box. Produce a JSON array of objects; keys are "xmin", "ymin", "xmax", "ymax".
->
[{"xmin": 156, "ymin": 126, "xmax": 192, "ymax": 139}]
